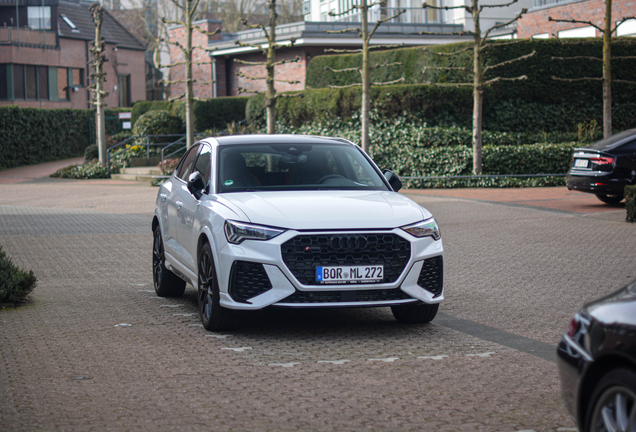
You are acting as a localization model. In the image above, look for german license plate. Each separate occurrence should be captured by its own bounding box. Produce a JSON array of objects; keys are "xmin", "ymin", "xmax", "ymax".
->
[
  {"xmin": 316, "ymin": 265, "xmax": 384, "ymax": 284},
  {"xmin": 574, "ymin": 159, "xmax": 589, "ymax": 168}
]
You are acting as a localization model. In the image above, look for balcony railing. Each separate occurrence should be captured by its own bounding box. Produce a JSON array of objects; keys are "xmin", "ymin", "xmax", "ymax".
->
[
  {"xmin": 0, "ymin": 27, "xmax": 56, "ymax": 47},
  {"xmin": 333, "ymin": 7, "xmax": 446, "ymax": 25}
]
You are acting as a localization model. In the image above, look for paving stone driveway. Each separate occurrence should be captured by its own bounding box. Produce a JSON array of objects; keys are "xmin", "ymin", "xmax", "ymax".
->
[{"xmin": 1, "ymin": 178, "xmax": 634, "ymax": 431}]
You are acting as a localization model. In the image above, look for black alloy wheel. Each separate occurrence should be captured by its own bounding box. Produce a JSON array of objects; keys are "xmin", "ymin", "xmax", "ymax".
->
[
  {"xmin": 152, "ymin": 225, "xmax": 186, "ymax": 297},
  {"xmin": 391, "ymin": 303, "xmax": 439, "ymax": 324},
  {"xmin": 198, "ymin": 242, "xmax": 235, "ymax": 331},
  {"xmin": 586, "ymin": 368, "xmax": 636, "ymax": 432},
  {"xmin": 596, "ymin": 193, "xmax": 624, "ymax": 204}
]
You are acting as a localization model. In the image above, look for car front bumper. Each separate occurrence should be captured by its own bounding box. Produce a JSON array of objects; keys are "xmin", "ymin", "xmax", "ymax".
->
[
  {"xmin": 557, "ymin": 334, "xmax": 594, "ymax": 426},
  {"xmin": 215, "ymin": 228, "xmax": 444, "ymax": 310}
]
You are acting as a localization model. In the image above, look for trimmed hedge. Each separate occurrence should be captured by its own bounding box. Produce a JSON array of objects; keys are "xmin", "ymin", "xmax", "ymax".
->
[
  {"xmin": 306, "ymin": 38, "xmax": 636, "ymax": 105},
  {"xmin": 131, "ymin": 97, "xmax": 250, "ymax": 132},
  {"xmin": 0, "ymin": 105, "xmax": 92, "ymax": 170},
  {"xmin": 246, "ymin": 85, "xmax": 636, "ymax": 132},
  {"xmin": 0, "ymin": 245, "xmax": 37, "ymax": 304},
  {"xmin": 626, "ymin": 185, "xmax": 636, "ymax": 223}
]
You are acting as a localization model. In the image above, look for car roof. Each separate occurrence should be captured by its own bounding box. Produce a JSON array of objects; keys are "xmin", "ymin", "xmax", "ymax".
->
[
  {"xmin": 585, "ymin": 128, "xmax": 636, "ymax": 151},
  {"xmin": 205, "ymin": 134, "xmax": 354, "ymax": 147}
]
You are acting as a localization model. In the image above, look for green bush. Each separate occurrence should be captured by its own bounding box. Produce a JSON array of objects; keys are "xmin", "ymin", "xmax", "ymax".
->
[
  {"xmin": 273, "ymin": 113, "xmax": 580, "ymax": 147},
  {"xmin": 306, "ymin": 38, "xmax": 636, "ymax": 105},
  {"xmin": 626, "ymin": 186, "xmax": 636, "ymax": 223},
  {"xmin": 0, "ymin": 245, "xmax": 37, "ymax": 304},
  {"xmin": 131, "ymin": 101, "xmax": 174, "ymax": 127},
  {"xmin": 269, "ymin": 118, "xmax": 575, "ymax": 188},
  {"xmin": 174, "ymin": 97, "xmax": 250, "ymax": 132},
  {"xmin": 51, "ymin": 160, "xmax": 111, "ymax": 179},
  {"xmin": 84, "ymin": 144, "xmax": 99, "ymax": 161},
  {"xmin": 131, "ymin": 98, "xmax": 249, "ymax": 132},
  {"xmin": 249, "ymin": 83, "xmax": 636, "ymax": 132},
  {"xmin": 0, "ymin": 105, "xmax": 92, "ymax": 170},
  {"xmin": 132, "ymin": 110, "xmax": 184, "ymax": 141}
]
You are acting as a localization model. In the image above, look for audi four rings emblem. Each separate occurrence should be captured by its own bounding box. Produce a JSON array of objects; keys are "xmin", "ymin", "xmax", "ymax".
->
[{"xmin": 329, "ymin": 235, "xmax": 369, "ymax": 251}]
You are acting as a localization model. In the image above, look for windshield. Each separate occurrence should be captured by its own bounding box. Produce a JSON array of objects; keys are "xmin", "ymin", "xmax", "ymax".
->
[{"xmin": 217, "ymin": 143, "xmax": 389, "ymax": 193}]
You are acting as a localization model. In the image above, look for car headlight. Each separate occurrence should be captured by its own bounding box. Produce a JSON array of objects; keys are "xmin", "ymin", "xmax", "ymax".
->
[
  {"xmin": 224, "ymin": 220, "xmax": 285, "ymax": 245},
  {"xmin": 401, "ymin": 218, "xmax": 441, "ymax": 240}
]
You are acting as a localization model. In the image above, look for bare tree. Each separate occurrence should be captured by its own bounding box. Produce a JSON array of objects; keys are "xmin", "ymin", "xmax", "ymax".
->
[
  {"xmin": 88, "ymin": 3, "xmax": 109, "ymax": 165},
  {"xmin": 549, "ymin": 2, "xmax": 636, "ymax": 138},
  {"xmin": 234, "ymin": 0, "xmax": 301, "ymax": 134},
  {"xmin": 421, "ymin": 0, "xmax": 533, "ymax": 174},
  {"xmin": 154, "ymin": 0, "xmax": 220, "ymax": 149},
  {"xmin": 209, "ymin": 0, "xmax": 266, "ymax": 32},
  {"xmin": 323, "ymin": 0, "xmax": 406, "ymax": 153}
]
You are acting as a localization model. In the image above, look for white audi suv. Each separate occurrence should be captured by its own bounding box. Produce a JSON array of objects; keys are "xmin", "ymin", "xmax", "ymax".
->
[{"xmin": 152, "ymin": 135, "xmax": 444, "ymax": 330}]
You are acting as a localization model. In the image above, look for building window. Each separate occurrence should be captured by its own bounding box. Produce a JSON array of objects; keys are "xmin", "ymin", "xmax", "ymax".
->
[
  {"xmin": 72, "ymin": 68, "xmax": 84, "ymax": 87},
  {"xmin": 61, "ymin": 14, "xmax": 77, "ymax": 30},
  {"xmin": 58, "ymin": 67, "xmax": 69, "ymax": 100},
  {"xmin": 27, "ymin": 7, "xmax": 52, "ymax": 30},
  {"xmin": 0, "ymin": 65, "xmax": 7, "ymax": 100},
  {"xmin": 25, "ymin": 65, "xmax": 37, "ymax": 99},
  {"xmin": 558, "ymin": 26, "xmax": 596, "ymax": 38},
  {"xmin": 118, "ymin": 74, "xmax": 131, "ymax": 107},
  {"xmin": 13, "ymin": 65, "xmax": 25, "ymax": 99},
  {"xmin": 38, "ymin": 66, "xmax": 48, "ymax": 99}
]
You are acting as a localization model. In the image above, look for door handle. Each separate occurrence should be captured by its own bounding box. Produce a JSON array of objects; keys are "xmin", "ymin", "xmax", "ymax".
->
[
  {"xmin": 176, "ymin": 201, "xmax": 183, "ymax": 210},
  {"xmin": 159, "ymin": 193, "xmax": 167, "ymax": 202}
]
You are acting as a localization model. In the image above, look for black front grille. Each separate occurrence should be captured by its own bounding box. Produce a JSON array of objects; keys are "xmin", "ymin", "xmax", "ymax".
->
[
  {"xmin": 281, "ymin": 234, "xmax": 411, "ymax": 285},
  {"xmin": 280, "ymin": 288, "xmax": 413, "ymax": 304},
  {"xmin": 229, "ymin": 261, "xmax": 272, "ymax": 303},
  {"xmin": 417, "ymin": 256, "xmax": 443, "ymax": 297}
]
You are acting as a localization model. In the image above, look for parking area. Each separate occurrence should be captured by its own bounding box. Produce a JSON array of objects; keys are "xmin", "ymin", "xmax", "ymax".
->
[{"xmin": 1, "ymin": 162, "xmax": 634, "ymax": 431}]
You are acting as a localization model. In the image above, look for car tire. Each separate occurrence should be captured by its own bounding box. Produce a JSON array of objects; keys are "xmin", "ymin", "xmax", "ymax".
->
[
  {"xmin": 153, "ymin": 225, "xmax": 186, "ymax": 297},
  {"xmin": 595, "ymin": 193, "xmax": 624, "ymax": 204},
  {"xmin": 585, "ymin": 368, "xmax": 636, "ymax": 432},
  {"xmin": 391, "ymin": 303, "xmax": 439, "ymax": 324},
  {"xmin": 198, "ymin": 242, "xmax": 235, "ymax": 331}
]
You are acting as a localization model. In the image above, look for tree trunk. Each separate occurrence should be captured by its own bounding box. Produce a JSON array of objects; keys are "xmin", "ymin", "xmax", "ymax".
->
[
  {"xmin": 602, "ymin": 0, "xmax": 612, "ymax": 138},
  {"xmin": 266, "ymin": 0, "xmax": 277, "ymax": 134},
  {"xmin": 471, "ymin": 0, "xmax": 483, "ymax": 175},
  {"xmin": 360, "ymin": 0, "xmax": 370, "ymax": 153},
  {"xmin": 92, "ymin": 6, "xmax": 106, "ymax": 165},
  {"xmin": 185, "ymin": 0, "xmax": 194, "ymax": 149},
  {"xmin": 96, "ymin": 98, "xmax": 106, "ymax": 164}
]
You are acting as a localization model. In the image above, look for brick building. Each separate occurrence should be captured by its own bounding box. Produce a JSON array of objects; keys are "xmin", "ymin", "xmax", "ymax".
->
[
  {"xmin": 169, "ymin": 20, "xmax": 470, "ymax": 98},
  {"xmin": 0, "ymin": 0, "xmax": 147, "ymax": 109},
  {"xmin": 517, "ymin": 0, "xmax": 636, "ymax": 39}
]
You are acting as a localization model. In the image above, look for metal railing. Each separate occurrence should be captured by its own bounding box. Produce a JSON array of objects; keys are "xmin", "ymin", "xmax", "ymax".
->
[
  {"xmin": 106, "ymin": 120, "xmax": 248, "ymax": 178},
  {"xmin": 374, "ymin": 7, "xmax": 445, "ymax": 25},
  {"xmin": 332, "ymin": 6, "xmax": 445, "ymax": 24},
  {"xmin": 402, "ymin": 173, "xmax": 567, "ymax": 180},
  {"xmin": 106, "ymin": 134, "xmax": 188, "ymax": 176},
  {"xmin": 0, "ymin": 27, "xmax": 56, "ymax": 47}
]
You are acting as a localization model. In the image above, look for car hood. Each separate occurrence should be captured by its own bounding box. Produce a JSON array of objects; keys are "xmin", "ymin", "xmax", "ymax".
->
[{"xmin": 216, "ymin": 190, "xmax": 431, "ymax": 230}]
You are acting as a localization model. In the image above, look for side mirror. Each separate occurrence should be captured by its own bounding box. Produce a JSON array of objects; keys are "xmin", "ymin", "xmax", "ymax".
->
[
  {"xmin": 187, "ymin": 171, "xmax": 206, "ymax": 199},
  {"xmin": 383, "ymin": 170, "xmax": 402, "ymax": 192}
]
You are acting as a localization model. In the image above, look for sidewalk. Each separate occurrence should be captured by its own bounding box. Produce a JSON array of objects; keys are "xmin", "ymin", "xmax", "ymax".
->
[
  {"xmin": 0, "ymin": 157, "xmax": 85, "ymax": 184},
  {"xmin": 404, "ymin": 187, "xmax": 625, "ymax": 214}
]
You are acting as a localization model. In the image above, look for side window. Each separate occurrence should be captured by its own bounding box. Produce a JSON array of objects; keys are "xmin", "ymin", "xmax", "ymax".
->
[
  {"xmin": 175, "ymin": 145, "xmax": 200, "ymax": 181},
  {"xmin": 619, "ymin": 139, "xmax": 636, "ymax": 152},
  {"xmin": 193, "ymin": 145, "xmax": 212, "ymax": 190}
]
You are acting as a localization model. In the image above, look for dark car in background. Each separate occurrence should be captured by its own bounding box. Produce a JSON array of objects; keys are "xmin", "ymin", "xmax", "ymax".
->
[
  {"xmin": 567, "ymin": 129, "xmax": 636, "ymax": 204},
  {"xmin": 557, "ymin": 280, "xmax": 636, "ymax": 432}
]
